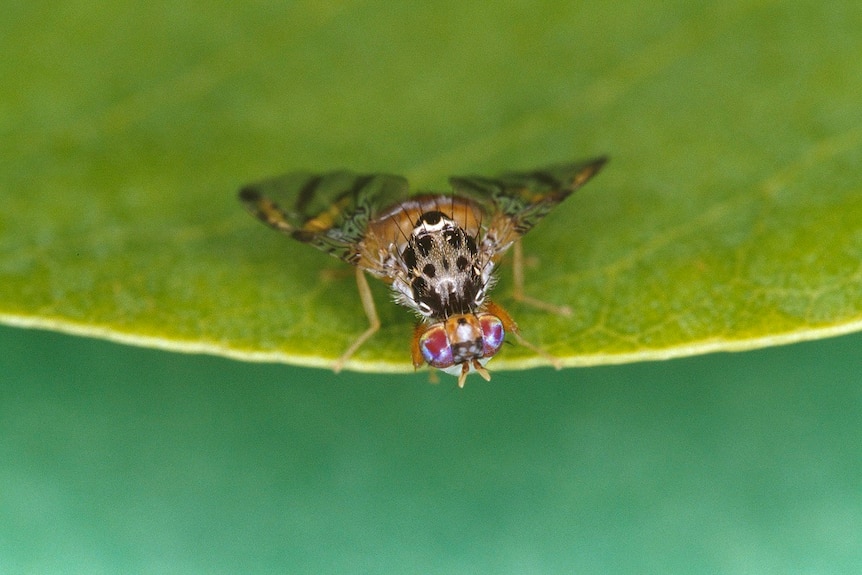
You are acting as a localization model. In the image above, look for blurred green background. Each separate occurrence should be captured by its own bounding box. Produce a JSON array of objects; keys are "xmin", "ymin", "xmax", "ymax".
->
[{"xmin": 2, "ymin": 325, "xmax": 861, "ymax": 574}]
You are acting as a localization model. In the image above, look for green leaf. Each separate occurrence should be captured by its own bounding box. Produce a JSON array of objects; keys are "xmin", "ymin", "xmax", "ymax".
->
[{"xmin": 3, "ymin": 1, "xmax": 861, "ymax": 373}]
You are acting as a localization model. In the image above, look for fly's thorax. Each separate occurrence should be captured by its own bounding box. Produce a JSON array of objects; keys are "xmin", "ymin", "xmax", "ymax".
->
[{"xmin": 390, "ymin": 210, "xmax": 495, "ymax": 319}]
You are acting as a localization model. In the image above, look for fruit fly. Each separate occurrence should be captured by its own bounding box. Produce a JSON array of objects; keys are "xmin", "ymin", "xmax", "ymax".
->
[{"xmin": 239, "ymin": 157, "xmax": 606, "ymax": 386}]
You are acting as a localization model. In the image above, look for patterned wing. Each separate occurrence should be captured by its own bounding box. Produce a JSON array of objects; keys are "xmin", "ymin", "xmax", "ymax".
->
[
  {"xmin": 239, "ymin": 170, "xmax": 409, "ymax": 267},
  {"xmin": 449, "ymin": 157, "xmax": 607, "ymax": 255}
]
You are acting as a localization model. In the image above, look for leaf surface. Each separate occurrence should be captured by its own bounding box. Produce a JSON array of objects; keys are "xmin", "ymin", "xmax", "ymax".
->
[{"xmin": 2, "ymin": 1, "xmax": 861, "ymax": 372}]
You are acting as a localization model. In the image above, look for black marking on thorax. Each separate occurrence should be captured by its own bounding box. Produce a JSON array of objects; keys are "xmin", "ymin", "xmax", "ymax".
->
[{"xmin": 400, "ymin": 211, "xmax": 484, "ymax": 318}]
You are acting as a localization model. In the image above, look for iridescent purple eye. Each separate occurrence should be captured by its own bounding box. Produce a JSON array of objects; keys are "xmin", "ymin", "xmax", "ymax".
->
[
  {"xmin": 479, "ymin": 315, "xmax": 505, "ymax": 357},
  {"xmin": 419, "ymin": 325, "xmax": 454, "ymax": 368}
]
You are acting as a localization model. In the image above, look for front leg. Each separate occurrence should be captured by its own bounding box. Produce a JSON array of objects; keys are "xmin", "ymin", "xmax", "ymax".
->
[{"xmin": 332, "ymin": 268, "xmax": 381, "ymax": 373}]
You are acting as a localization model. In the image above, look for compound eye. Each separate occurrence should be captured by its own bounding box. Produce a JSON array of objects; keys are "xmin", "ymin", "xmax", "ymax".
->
[
  {"xmin": 419, "ymin": 324, "xmax": 454, "ymax": 368},
  {"xmin": 479, "ymin": 315, "xmax": 505, "ymax": 358}
]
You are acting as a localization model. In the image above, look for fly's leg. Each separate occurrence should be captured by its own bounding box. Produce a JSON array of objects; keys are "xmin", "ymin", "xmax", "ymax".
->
[
  {"xmin": 484, "ymin": 300, "xmax": 562, "ymax": 370},
  {"xmin": 511, "ymin": 239, "xmax": 572, "ymax": 317},
  {"xmin": 332, "ymin": 268, "xmax": 380, "ymax": 373}
]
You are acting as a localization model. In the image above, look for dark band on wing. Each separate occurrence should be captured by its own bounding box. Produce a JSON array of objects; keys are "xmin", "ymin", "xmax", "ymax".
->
[
  {"xmin": 238, "ymin": 170, "xmax": 411, "ymax": 270},
  {"xmin": 448, "ymin": 156, "xmax": 608, "ymax": 241},
  {"xmin": 295, "ymin": 174, "xmax": 324, "ymax": 215}
]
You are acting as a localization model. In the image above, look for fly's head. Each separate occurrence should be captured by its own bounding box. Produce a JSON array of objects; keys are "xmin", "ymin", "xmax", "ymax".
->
[{"xmin": 413, "ymin": 312, "xmax": 507, "ymax": 388}]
